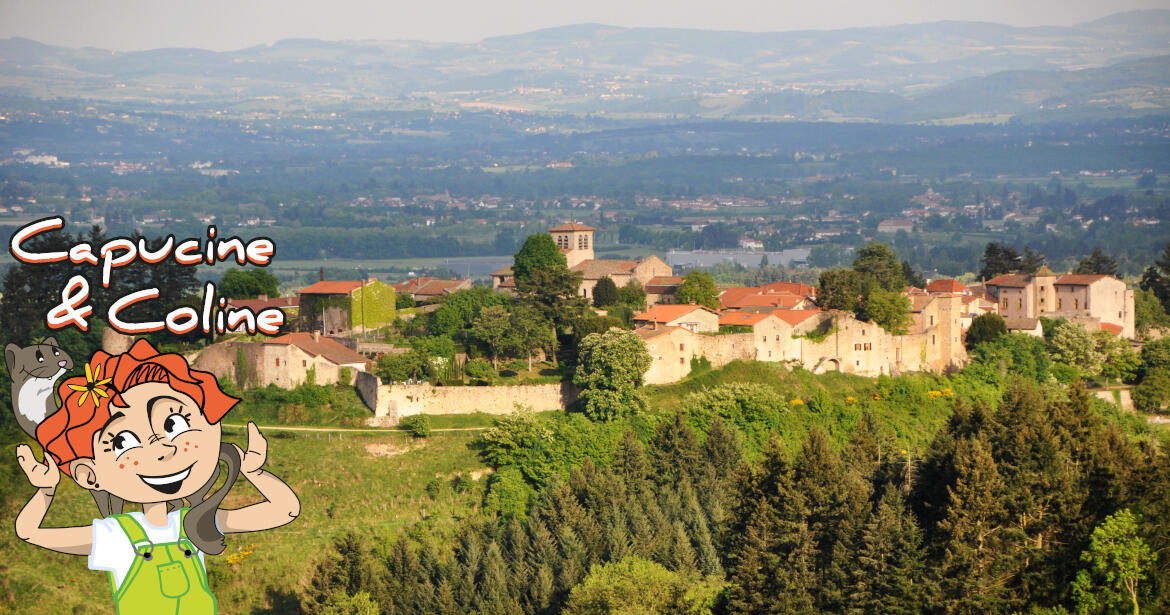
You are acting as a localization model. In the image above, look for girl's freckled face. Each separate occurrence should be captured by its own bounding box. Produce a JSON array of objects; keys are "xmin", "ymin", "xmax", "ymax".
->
[{"xmin": 88, "ymin": 382, "xmax": 222, "ymax": 504}]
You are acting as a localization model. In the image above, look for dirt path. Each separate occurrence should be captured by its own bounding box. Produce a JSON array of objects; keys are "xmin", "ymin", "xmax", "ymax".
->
[{"xmin": 222, "ymin": 423, "xmax": 488, "ymax": 433}]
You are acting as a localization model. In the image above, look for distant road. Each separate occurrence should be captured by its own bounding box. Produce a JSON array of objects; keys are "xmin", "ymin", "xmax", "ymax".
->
[{"xmin": 222, "ymin": 423, "xmax": 488, "ymax": 433}]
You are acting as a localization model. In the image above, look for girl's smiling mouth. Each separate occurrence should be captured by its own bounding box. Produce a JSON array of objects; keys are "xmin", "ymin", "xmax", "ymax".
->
[{"xmin": 138, "ymin": 465, "xmax": 193, "ymax": 495}]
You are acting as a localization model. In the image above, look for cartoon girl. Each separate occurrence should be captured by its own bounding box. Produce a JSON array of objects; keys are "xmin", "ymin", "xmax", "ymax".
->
[{"xmin": 14, "ymin": 339, "xmax": 299, "ymax": 614}]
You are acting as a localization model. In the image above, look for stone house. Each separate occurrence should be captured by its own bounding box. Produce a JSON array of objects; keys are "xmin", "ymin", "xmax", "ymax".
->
[
  {"xmin": 298, "ymin": 278, "xmax": 396, "ymax": 336},
  {"xmin": 633, "ymin": 304, "xmax": 721, "ymax": 333},
  {"xmin": 392, "ymin": 277, "xmax": 472, "ymax": 302},
  {"xmin": 193, "ymin": 332, "xmax": 371, "ymax": 389},
  {"xmin": 645, "ymin": 276, "xmax": 684, "ymax": 306},
  {"xmin": 637, "ymin": 326, "xmax": 698, "ymax": 385},
  {"xmin": 986, "ymin": 267, "xmax": 1134, "ymax": 338}
]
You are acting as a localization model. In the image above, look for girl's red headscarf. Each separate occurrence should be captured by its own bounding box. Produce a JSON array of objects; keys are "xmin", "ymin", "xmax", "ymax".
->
[{"xmin": 36, "ymin": 339, "xmax": 238, "ymax": 477}]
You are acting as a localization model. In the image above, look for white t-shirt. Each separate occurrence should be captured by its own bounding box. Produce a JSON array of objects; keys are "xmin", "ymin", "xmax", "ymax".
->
[{"xmin": 88, "ymin": 510, "xmax": 207, "ymax": 590}]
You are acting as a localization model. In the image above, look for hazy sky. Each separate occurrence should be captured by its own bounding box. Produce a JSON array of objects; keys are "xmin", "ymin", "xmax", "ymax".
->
[{"xmin": 2, "ymin": 0, "xmax": 1167, "ymax": 51}]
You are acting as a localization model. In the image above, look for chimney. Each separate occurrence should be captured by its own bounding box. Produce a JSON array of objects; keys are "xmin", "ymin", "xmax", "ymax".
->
[
  {"xmin": 258, "ymin": 294, "xmax": 268, "ymax": 301},
  {"xmin": 319, "ymin": 267, "xmax": 324, "ymax": 282},
  {"xmin": 313, "ymin": 332, "xmax": 320, "ymax": 343}
]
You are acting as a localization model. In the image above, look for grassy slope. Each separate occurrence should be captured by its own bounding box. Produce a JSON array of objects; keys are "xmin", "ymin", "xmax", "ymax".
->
[{"xmin": 0, "ymin": 426, "xmax": 486, "ymax": 614}]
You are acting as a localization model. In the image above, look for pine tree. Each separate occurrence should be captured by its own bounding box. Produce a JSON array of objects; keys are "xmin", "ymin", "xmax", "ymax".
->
[
  {"xmin": 652, "ymin": 412, "xmax": 704, "ymax": 486},
  {"xmin": 791, "ymin": 429, "xmax": 871, "ymax": 611},
  {"xmin": 1075, "ymin": 247, "xmax": 1119, "ymax": 276},
  {"xmin": 935, "ymin": 435, "xmax": 1021, "ymax": 614},
  {"xmin": 849, "ymin": 489, "xmax": 932, "ymax": 615},
  {"xmin": 724, "ymin": 497, "xmax": 783, "ymax": 615}
]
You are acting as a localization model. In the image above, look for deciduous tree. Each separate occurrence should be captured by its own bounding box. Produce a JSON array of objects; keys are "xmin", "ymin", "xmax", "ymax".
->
[
  {"xmin": 573, "ymin": 328, "xmax": 652, "ymax": 421},
  {"xmin": 675, "ymin": 271, "xmax": 720, "ymax": 310},
  {"xmin": 1071, "ymin": 509, "xmax": 1155, "ymax": 615},
  {"xmin": 817, "ymin": 268, "xmax": 862, "ymax": 312},
  {"xmin": 861, "ymin": 287, "xmax": 912, "ymax": 335},
  {"xmin": 966, "ymin": 313, "xmax": 1008, "ymax": 349}
]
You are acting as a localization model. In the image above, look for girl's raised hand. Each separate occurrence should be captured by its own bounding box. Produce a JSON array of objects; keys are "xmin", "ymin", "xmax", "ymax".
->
[
  {"xmin": 234, "ymin": 422, "xmax": 268, "ymax": 475},
  {"xmin": 16, "ymin": 444, "xmax": 60, "ymax": 489}
]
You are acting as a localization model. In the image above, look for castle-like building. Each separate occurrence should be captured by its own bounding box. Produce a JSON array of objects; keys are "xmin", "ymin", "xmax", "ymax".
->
[
  {"xmin": 634, "ymin": 292, "xmax": 967, "ymax": 384},
  {"xmin": 492, "ymin": 223, "xmax": 673, "ymax": 301},
  {"xmin": 984, "ymin": 266, "xmax": 1134, "ymax": 338}
]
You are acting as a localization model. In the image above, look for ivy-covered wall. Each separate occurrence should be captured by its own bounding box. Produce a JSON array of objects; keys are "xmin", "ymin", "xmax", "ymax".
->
[
  {"xmin": 349, "ymin": 280, "xmax": 396, "ymax": 331},
  {"xmin": 298, "ymin": 281, "xmax": 396, "ymax": 334}
]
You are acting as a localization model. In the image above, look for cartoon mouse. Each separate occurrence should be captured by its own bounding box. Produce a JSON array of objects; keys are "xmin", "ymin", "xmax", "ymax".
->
[{"xmin": 6, "ymin": 337, "xmax": 73, "ymax": 438}]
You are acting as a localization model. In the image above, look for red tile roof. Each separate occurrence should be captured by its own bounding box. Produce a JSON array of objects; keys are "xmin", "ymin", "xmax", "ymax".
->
[
  {"xmin": 718, "ymin": 286, "xmax": 759, "ymax": 309},
  {"xmin": 720, "ymin": 282, "xmax": 815, "ymax": 309},
  {"xmin": 571, "ymin": 259, "xmax": 638, "ymax": 279},
  {"xmin": 1055, "ymin": 274, "xmax": 1112, "ymax": 286},
  {"xmin": 408, "ymin": 278, "xmax": 470, "ymax": 297},
  {"xmin": 926, "ymin": 279, "xmax": 968, "ymax": 294},
  {"xmin": 391, "ymin": 277, "xmax": 439, "ymax": 293},
  {"xmin": 719, "ymin": 311, "xmax": 772, "ymax": 326},
  {"xmin": 634, "ymin": 304, "xmax": 715, "ymax": 323},
  {"xmin": 756, "ymin": 281, "xmax": 816, "ymax": 297},
  {"xmin": 548, "ymin": 222, "xmax": 596, "ymax": 232},
  {"xmin": 1100, "ymin": 323, "xmax": 1123, "ymax": 335},
  {"xmin": 645, "ymin": 276, "xmax": 684, "ymax": 294},
  {"xmin": 729, "ymin": 292, "xmax": 806, "ymax": 309},
  {"xmin": 298, "ymin": 280, "xmax": 369, "ymax": 295},
  {"xmin": 265, "ymin": 333, "xmax": 371, "ymax": 366},
  {"xmin": 985, "ymin": 274, "xmax": 1031, "ymax": 288},
  {"xmin": 770, "ymin": 309, "xmax": 823, "ymax": 327}
]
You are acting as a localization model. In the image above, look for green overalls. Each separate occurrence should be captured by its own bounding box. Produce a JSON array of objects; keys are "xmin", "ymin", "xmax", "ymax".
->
[{"xmin": 107, "ymin": 508, "xmax": 217, "ymax": 615}]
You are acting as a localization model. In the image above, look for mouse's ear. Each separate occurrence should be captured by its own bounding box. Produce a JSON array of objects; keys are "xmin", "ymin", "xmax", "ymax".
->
[
  {"xmin": 42, "ymin": 336, "xmax": 58, "ymax": 348},
  {"xmin": 4, "ymin": 344, "xmax": 18, "ymax": 373}
]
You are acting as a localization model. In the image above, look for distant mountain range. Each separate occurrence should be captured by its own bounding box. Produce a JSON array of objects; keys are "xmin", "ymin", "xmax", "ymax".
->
[{"xmin": 1, "ymin": 10, "xmax": 1168, "ymax": 123}]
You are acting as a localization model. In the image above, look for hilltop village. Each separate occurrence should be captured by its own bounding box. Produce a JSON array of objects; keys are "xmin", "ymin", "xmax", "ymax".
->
[{"xmin": 189, "ymin": 223, "xmax": 1137, "ymax": 421}]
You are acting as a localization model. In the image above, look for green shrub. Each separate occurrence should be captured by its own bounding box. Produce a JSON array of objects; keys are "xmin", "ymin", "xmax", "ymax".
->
[
  {"xmin": 1133, "ymin": 369, "xmax": 1170, "ymax": 413},
  {"xmin": 683, "ymin": 382, "xmax": 783, "ymax": 452},
  {"xmin": 451, "ymin": 473, "xmax": 475, "ymax": 493},
  {"xmin": 424, "ymin": 477, "xmax": 443, "ymax": 498},
  {"xmin": 483, "ymin": 466, "xmax": 536, "ymax": 519},
  {"xmin": 399, "ymin": 414, "xmax": 432, "ymax": 438},
  {"xmin": 1051, "ymin": 363, "xmax": 1080, "ymax": 385},
  {"xmin": 465, "ymin": 358, "xmax": 494, "ymax": 382}
]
